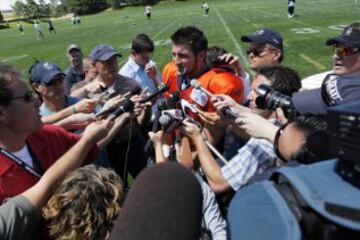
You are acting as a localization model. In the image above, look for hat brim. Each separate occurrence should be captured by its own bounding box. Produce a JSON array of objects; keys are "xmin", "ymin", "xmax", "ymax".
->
[
  {"xmin": 326, "ymin": 36, "xmax": 360, "ymax": 48},
  {"xmin": 42, "ymin": 71, "xmax": 65, "ymax": 84},
  {"xmin": 241, "ymin": 35, "xmax": 282, "ymax": 49},
  {"xmin": 97, "ymin": 52, "xmax": 122, "ymax": 61},
  {"xmin": 68, "ymin": 47, "xmax": 81, "ymax": 54},
  {"xmin": 292, "ymin": 89, "xmax": 328, "ymax": 115}
]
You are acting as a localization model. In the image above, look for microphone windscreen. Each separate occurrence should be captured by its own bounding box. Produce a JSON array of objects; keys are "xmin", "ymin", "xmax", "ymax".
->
[
  {"xmin": 190, "ymin": 79, "xmax": 201, "ymax": 89},
  {"xmin": 159, "ymin": 114, "xmax": 171, "ymax": 126},
  {"xmin": 109, "ymin": 162, "xmax": 203, "ymax": 240}
]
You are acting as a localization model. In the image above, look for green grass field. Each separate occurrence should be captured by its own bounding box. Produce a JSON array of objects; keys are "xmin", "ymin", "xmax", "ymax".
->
[{"xmin": 0, "ymin": 0, "xmax": 359, "ymax": 79}]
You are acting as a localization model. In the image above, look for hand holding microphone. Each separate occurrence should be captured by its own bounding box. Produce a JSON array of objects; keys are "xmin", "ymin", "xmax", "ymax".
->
[
  {"xmin": 190, "ymin": 80, "xmax": 239, "ymax": 122},
  {"xmin": 139, "ymin": 84, "xmax": 169, "ymax": 104}
]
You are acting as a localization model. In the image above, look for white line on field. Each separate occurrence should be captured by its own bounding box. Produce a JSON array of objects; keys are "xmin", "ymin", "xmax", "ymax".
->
[
  {"xmin": 1, "ymin": 55, "xmax": 28, "ymax": 63},
  {"xmin": 152, "ymin": 17, "xmax": 180, "ymax": 40},
  {"xmin": 212, "ymin": 4, "xmax": 250, "ymax": 73},
  {"xmin": 299, "ymin": 53, "xmax": 326, "ymax": 70}
]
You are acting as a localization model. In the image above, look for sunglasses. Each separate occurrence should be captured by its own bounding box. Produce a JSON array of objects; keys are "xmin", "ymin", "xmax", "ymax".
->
[
  {"xmin": 333, "ymin": 45, "xmax": 360, "ymax": 57},
  {"xmin": 10, "ymin": 91, "xmax": 36, "ymax": 102},
  {"xmin": 246, "ymin": 47, "xmax": 277, "ymax": 57}
]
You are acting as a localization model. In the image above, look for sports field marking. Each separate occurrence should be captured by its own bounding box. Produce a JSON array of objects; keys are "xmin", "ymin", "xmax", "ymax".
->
[
  {"xmin": 212, "ymin": 3, "xmax": 250, "ymax": 73},
  {"xmin": 2, "ymin": 55, "xmax": 28, "ymax": 63},
  {"xmin": 256, "ymin": 9, "xmax": 334, "ymax": 34},
  {"xmin": 299, "ymin": 53, "xmax": 326, "ymax": 70},
  {"xmin": 152, "ymin": 17, "xmax": 180, "ymax": 40}
]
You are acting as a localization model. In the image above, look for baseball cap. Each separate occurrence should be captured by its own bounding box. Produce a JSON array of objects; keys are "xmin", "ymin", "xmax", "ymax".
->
[
  {"xmin": 326, "ymin": 24, "xmax": 360, "ymax": 48},
  {"xmin": 30, "ymin": 61, "xmax": 65, "ymax": 84},
  {"xmin": 89, "ymin": 44, "xmax": 122, "ymax": 61},
  {"xmin": 67, "ymin": 44, "xmax": 81, "ymax": 54},
  {"xmin": 241, "ymin": 29, "xmax": 283, "ymax": 49},
  {"xmin": 292, "ymin": 74, "xmax": 360, "ymax": 115}
]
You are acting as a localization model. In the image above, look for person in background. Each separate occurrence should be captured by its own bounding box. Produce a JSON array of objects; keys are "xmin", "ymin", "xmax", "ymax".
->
[{"xmin": 65, "ymin": 44, "xmax": 85, "ymax": 94}]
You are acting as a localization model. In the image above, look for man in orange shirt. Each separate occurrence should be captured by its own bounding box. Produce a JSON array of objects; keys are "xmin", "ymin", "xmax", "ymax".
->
[{"xmin": 162, "ymin": 26, "xmax": 244, "ymax": 143}]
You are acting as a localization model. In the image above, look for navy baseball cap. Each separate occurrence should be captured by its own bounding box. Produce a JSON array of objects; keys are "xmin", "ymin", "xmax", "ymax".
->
[
  {"xmin": 89, "ymin": 44, "xmax": 122, "ymax": 61},
  {"xmin": 30, "ymin": 61, "xmax": 65, "ymax": 84},
  {"xmin": 293, "ymin": 74, "xmax": 360, "ymax": 115},
  {"xmin": 326, "ymin": 24, "xmax": 360, "ymax": 48},
  {"xmin": 241, "ymin": 29, "xmax": 283, "ymax": 49}
]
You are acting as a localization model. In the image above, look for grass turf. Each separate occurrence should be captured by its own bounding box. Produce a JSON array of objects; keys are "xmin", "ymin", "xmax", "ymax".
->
[{"xmin": 0, "ymin": 0, "xmax": 359, "ymax": 79}]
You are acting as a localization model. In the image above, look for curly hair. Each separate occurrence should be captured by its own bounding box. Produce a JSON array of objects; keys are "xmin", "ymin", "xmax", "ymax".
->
[{"xmin": 42, "ymin": 165, "xmax": 124, "ymax": 240}]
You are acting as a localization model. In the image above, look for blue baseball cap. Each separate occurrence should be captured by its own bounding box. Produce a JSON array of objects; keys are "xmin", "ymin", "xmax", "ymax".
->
[
  {"xmin": 30, "ymin": 61, "xmax": 65, "ymax": 84},
  {"xmin": 241, "ymin": 29, "xmax": 283, "ymax": 49},
  {"xmin": 89, "ymin": 44, "xmax": 122, "ymax": 61},
  {"xmin": 292, "ymin": 74, "xmax": 360, "ymax": 115},
  {"xmin": 326, "ymin": 24, "xmax": 360, "ymax": 48}
]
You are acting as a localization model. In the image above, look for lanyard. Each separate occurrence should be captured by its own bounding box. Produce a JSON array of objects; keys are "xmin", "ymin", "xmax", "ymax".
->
[{"xmin": 0, "ymin": 147, "xmax": 42, "ymax": 178}]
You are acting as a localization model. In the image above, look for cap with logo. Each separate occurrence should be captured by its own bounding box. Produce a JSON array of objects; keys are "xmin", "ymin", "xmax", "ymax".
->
[
  {"xmin": 30, "ymin": 61, "xmax": 65, "ymax": 84},
  {"xmin": 326, "ymin": 24, "xmax": 360, "ymax": 48},
  {"xmin": 89, "ymin": 44, "xmax": 122, "ymax": 61},
  {"xmin": 241, "ymin": 29, "xmax": 283, "ymax": 50},
  {"xmin": 292, "ymin": 74, "xmax": 360, "ymax": 115},
  {"xmin": 67, "ymin": 44, "xmax": 81, "ymax": 54}
]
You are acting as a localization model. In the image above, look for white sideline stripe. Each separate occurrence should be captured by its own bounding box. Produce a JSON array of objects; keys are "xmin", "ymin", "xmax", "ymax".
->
[
  {"xmin": 299, "ymin": 53, "xmax": 326, "ymax": 70},
  {"xmin": 2, "ymin": 55, "xmax": 28, "ymax": 63},
  {"xmin": 152, "ymin": 17, "xmax": 180, "ymax": 40},
  {"xmin": 213, "ymin": 4, "xmax": 250, "ymax": 73},
  {"xmin": 256, "ymin": 9, "xmax": 333, "ymax": 34}
]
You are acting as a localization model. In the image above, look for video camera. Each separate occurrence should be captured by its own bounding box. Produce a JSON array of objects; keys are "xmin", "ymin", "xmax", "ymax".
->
[{"xmin": 255, "ymin": 84, "xmax": 297, "ymax": 120}]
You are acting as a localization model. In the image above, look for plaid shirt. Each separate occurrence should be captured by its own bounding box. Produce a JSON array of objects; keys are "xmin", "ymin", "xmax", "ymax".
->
[{"xmin": 221, "ymin": 137, "xmax": 277, "ymax": 191}]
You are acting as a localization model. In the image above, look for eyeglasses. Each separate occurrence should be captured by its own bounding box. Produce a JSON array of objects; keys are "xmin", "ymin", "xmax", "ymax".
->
[
  {"xmin": 10, "ymin": 91, "xmax": 36, "ymax": 102},
  {"xmin": 246, "ymin": 47, "xmax": 277, "ymax": 57},
  {"xmin": 274, "ymin": 122, "xmax": 290, "ymax": 162},
  {"xmin": 333, "ymin": 45, "xmax": 360, "ymax": 57}
]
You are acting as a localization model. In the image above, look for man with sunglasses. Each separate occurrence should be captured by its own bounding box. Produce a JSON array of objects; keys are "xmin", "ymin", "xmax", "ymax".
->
[
  {"xmin": 293, "ymin": 22, "xmax": 360, "ymax": 115},
  {"xmin": 241, "ymin": 29, "xmax": 284, "ymax": 72}
]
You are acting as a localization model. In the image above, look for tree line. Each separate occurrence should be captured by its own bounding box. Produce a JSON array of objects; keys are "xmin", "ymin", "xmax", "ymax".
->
[{"xmin": 10, "ymin": 0, "xmax": 173, "ymax": 19}]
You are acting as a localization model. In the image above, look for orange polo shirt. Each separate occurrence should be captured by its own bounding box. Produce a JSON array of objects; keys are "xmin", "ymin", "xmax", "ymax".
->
[{"xmin": 162, "ymin": 61, "xmax": 244, "ymax": 112}]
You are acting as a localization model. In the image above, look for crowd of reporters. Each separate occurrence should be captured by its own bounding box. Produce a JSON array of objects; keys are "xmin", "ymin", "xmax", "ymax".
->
[{"xmin": 0, "ymin": 21, "xmax": 360, "ymax": 240}]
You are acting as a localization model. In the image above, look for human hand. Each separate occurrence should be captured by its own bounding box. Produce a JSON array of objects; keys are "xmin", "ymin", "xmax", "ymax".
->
[
  {"xmin": 218, "ymin": 53, "xmax": 242, "ymax": 75},
  {"xmin": 211, "ymin": 94, "xmax": 240, "ymax": 115},
  {"xmin": 102, "ymin": 94, "xmax": 127, "ymax": 111},
  {"xmin": 179, "ymin": 118, "xmax": 202, "ymax": 140},
  {"xmin": 148, "ymin": 130, "xmax": 164, "ymax": 145},
  {"xmin": 84, "ymin": 80, "xmax": 106, "ymax": 93},
  {"xmin": 74, "ymin": 99, "xmax": 99, "ymax": 113},
  {"xmin": 235, "ymin": 112, "xmax": 278, "ymax": 141},
  {"xmin": 198, "ymin": 111, "xmax": 229, "ymax": 127},
  {"xmin": 145, "ymin": 62, "xmax": 159, "ymax": 83},
  {"xmin": 82, "ymin": 116, "xmax": 115, "ymax": 143},
  {"xmin": 275, "ymin": 108, "xmax": 288, "ymax": 125}
]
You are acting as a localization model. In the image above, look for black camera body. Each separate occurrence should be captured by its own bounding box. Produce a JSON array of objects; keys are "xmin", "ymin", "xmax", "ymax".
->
[{"xmin": 255, "ymin": 84, "xmax": 297, "ymax": 120}]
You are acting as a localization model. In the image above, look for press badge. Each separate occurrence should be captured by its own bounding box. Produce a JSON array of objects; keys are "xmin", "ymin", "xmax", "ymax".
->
[{"xmin": 190, "ymin": 88, "xmax": 208, "ymax": 107}]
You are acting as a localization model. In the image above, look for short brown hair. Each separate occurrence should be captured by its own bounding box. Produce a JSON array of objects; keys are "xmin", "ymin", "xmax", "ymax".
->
[{"xmin": 0, "ymin": 64, "xmax": 21, "ymax": 106}]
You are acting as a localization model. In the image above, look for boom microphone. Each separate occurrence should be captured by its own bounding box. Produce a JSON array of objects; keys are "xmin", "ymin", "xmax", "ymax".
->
[
  {"xmin": 139, "ymin": 84, "xmax": 170, "ymax": 103},
  {"xmin": 110, "ymin": 100, "xmax": 134, "ymax": 117}
]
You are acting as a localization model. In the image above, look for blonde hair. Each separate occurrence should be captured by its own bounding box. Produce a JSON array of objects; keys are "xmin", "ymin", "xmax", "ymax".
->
[{"xmin": 43, "ymin": 165, "xmax": 123, "ymax": 240}]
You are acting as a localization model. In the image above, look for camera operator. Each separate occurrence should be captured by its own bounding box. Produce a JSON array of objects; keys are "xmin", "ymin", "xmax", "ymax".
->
[
  {"xmin": 182, "ymin": 66, "xmax": 302, "ymax": 194},
  {"xmin": 294, "ymin": 22, "xmax": 360, "ymax": 113}
]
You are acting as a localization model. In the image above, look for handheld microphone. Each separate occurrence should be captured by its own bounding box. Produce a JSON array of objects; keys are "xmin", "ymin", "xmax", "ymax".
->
[
  {"xmin": 110, "ymin": 100, "xmax": 134, "ymax": 117},
  {"xmin": 139, "ymin": 84, "xmax": 169, "ymax": 103},
  {"xmin": 94, "ymin": 105, "xmax": 117, "ymax": 118},
  {"xmin": 144, "ymin": 100, "xmax": 168, "ymax": 154},
  {"xmin": 190, "ymin": 79, "xmax": 216, "ymax": 98},
  {"xmin": 166, "ymin": 91, "xmax": 181, "ymax": 109},
  {"xmin": 221, "ymin": 106, "xmax": 238, "ymax": 122},
  {"xmin": 191, "ymin": 79, "xmax": 238, "ymax": 122}
]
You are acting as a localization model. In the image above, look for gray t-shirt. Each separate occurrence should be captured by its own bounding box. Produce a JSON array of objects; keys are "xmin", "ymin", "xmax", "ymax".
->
[{"xmin": 0, "ymin": 195, "xmax": 40, "ymax": 240}]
